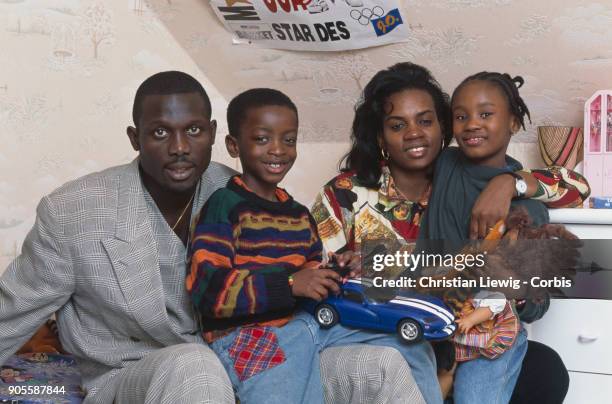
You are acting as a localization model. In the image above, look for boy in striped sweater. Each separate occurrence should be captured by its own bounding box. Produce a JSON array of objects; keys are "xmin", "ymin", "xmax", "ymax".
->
[{"xmin": 187, "ymin": 88, "xmax": 441, "ymax": 404}]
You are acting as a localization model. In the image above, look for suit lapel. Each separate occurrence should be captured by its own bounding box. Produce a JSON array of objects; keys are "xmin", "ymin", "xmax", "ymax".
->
[{"xmin": 102, "ymin": 160, "xmax": 178, "ymax": 345}]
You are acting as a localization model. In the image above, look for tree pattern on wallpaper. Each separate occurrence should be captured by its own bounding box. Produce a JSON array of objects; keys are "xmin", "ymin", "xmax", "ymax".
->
[
  {"xmin": 1, "ymin": 0, "xmax": 612, "ymax": 265},
  {"xmin": 0, "ymin": 0, "xmax": 230, "ymax": 256},
  {"xmin": 148, "ymin": 0, "xmax": 612, "ymax": 143},
  {"xmin": 82, "ymin": 3, "xmax": 114, "ymax": 59}
]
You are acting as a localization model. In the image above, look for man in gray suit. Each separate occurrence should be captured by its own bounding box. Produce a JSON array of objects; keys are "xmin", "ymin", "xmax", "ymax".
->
[{"xmin": 0, "ymin": 72, "xmax": 425, "ymax": 403}]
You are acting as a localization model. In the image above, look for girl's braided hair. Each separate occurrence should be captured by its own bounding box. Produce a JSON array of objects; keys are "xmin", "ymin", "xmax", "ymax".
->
[{"xmin": 452, "ymin": 72, "xmax": 532, "ymax": 130}]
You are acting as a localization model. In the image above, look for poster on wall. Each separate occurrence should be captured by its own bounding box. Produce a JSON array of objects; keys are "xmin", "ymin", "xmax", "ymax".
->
[{"xmin": 209, "ymin": 0, "xmax": 409, "ymax": 51}]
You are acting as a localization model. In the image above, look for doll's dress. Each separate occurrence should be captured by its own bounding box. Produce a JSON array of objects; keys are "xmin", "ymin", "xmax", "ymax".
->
[{"xmin": 452, "ymin": 290, "xmax": 520, "ymax": 362}]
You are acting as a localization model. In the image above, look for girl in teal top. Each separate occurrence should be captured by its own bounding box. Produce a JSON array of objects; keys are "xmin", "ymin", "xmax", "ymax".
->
[{"xmin": 422, "ymin": 72, "xmax": 583, "ymax": 403}]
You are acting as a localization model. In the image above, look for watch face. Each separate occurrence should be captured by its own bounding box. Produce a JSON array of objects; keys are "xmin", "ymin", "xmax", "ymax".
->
[{"xmin": 516, "ymin": 179, "xmax": 528, "ymax": 194}]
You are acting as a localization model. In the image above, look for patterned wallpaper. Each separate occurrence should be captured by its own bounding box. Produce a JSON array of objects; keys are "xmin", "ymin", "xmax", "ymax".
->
[
  {"xmin": 1, "ymin": 0, "xmax": 611, "ymax": 272},
  {"xmin": 158, "ymin": 0, "xmax": 612, "ymax": 142},
  {"xmin": 0, "ymin": 0, "xmax": 236, "ymax": 270}
]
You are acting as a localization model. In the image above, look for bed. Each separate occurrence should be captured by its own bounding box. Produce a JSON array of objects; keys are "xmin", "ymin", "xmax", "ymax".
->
[{"xmin": 0, "ymin": 321, "xmax": 84, "ymax": 403}]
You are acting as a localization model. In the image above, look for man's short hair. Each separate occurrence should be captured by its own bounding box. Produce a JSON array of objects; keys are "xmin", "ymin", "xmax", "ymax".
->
[
  {"xmin": 227, "ymin": 88, "xmax": 298, "ymax": 138},
  {"xmin": 132, "ymin": 71, "xmax": 212, "ymax": 125}
]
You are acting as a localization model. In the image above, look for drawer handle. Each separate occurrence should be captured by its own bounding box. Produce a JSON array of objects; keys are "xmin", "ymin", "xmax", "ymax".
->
[{"xmin": 578, "ymin": 333, "xmax": 599, "ymax": 343}]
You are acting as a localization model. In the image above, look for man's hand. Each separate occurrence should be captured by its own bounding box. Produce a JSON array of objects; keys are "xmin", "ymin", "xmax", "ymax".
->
[
  {"xmin": 290, "ymin": 266, "xmax": 342, "ymax": 301},
  {"xmin": 470, "ymin": 174, "xmax": 515, "ymax": 239}
]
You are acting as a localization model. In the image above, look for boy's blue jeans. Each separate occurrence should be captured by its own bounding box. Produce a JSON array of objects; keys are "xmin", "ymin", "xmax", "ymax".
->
[
  {"xmin": 210, "ymin": 311, "xmax": 442, "ymax": 404},
  {"xmin": 453, "ymin": 327, "xmax": 528, "ymax": 404}
]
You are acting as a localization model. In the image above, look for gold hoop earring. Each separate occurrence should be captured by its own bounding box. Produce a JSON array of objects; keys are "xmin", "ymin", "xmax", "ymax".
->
[{"xmin": 381, "ymin": 149, "xmax": 390, "ymax": 160}]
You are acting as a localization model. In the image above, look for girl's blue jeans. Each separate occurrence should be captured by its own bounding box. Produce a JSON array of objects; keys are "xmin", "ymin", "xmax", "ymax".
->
[{"xmin": 210, "ymin": 311, "xmax": 442, "ymax": 404}]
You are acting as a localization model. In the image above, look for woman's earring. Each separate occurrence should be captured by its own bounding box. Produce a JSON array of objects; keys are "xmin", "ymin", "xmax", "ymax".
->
[{"xmin": 381, "ymin": 148, "xmax": 390, "ymax": 160}]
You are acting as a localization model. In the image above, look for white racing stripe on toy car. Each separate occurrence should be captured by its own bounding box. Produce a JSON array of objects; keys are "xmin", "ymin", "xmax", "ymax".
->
[
  {"xmin": 389, "ymin": 298, "xmax": 452, "ymax": 324},
  {"xmin": 389, "ymin": 299, "xmax": 450, "ymax": 324},
  {"xmin": 347, "ymin": 278, "xmax": 370, "ymax": 286},
  {"xmin": 396, "ymin": 297, "xmax": 454, "ymax": 319},
  {"xmin": 393, "ymin": 296, "xmax": 454, "ymax": 322}
]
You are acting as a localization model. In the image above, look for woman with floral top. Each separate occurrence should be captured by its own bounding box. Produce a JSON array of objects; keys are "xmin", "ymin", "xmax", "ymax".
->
[{"xmin": 311, "ymin": 62, "xmax": 589, "ymax": 403}]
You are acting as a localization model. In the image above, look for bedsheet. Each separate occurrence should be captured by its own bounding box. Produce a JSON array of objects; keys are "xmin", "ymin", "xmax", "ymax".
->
[{"xmin": 0, "ymin": 353, "xmax": 83, "ymax": 404}]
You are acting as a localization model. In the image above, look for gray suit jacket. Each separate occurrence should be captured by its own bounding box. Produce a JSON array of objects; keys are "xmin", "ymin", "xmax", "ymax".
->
[{"xmin": 0, "ymin": 159, "xmax": 236, "ymax": 398}]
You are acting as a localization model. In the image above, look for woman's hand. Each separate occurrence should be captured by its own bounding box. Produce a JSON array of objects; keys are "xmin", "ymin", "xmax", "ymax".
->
[
  {"xmin": 290, "ymin": 266, "xmax": 342, "ymax": 301},
  {"xmin": 470, "ymin": 174, "xmax": 515, "ymax": 239},
  {"xmin": 329, "ymin": 251, "xmax": 362, "ymax": 278},
  {"xmin": 438, "ymin": 361, "xmax": 457, "ymax": 399}
]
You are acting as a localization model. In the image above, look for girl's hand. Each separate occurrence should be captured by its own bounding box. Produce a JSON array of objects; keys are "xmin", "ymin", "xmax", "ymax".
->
[
  {"xmin": 470, "ymin": 174, "xmax": 515, "ymax": 239},
  {"xmin": 329, "ymin": 251, "xmax": 362, "ymax": 278},
  {"xmin": 290, "ymin": 266, "xmax": 342, "ymax": 301}
]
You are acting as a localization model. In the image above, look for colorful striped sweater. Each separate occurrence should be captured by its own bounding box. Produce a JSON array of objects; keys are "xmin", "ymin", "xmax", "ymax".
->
[{"xmin": 187, "ymin": 176, "xmax": 322, "ymax": 341}]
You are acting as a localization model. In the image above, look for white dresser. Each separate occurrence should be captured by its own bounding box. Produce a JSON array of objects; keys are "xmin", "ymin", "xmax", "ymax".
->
[{"xmin": 528, "ymin": 209, "xmax": 612, "ymax": 404}]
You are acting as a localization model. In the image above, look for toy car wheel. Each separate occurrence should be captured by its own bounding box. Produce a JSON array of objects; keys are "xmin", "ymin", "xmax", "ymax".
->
[
  {"xmin": 397, "ymin": 319, "xmax": 422, "ymax": 343},
  {"xmin": 315, "ymin": 304, "xmax": 339, "ymax": 329}
]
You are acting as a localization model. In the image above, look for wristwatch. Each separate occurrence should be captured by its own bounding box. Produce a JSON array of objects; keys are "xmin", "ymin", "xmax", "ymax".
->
[{"xmin": 510, "ymin": 172, "xmax": 527, "ymax": 198}]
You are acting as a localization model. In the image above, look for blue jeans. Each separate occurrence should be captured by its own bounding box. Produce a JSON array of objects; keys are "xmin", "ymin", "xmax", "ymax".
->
[
  {"xmin": 453, "ymin": 327, "xmax": 528, "ymax": 404},
  {"xmin": 210, "ymin": 311, "xmax": 442, "ymax": 404}
]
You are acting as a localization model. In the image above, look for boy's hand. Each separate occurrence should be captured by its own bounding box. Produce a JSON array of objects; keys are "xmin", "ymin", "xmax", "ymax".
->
[
  {"xmin": 291, "ymin": 267, "xmax": 342, "ymax": 301},
  {"xmin": 327, "ymin": 251, "xmax": 362, "ymax": 278}
]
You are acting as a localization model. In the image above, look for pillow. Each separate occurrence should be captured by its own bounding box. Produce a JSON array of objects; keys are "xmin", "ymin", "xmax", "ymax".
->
[{"xmin": 17, "ymin": 319, "xmax": 63, "ymax": 354}]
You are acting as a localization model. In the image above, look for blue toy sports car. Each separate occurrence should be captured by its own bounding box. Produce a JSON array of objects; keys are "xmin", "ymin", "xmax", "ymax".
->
[{"xmin": 308, "ymin": 279, "xmax": 456, "ymax": 343}]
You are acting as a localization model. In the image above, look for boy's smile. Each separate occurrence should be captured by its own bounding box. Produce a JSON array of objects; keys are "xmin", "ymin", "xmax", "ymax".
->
[
  {"xmin": 452, "ymin": 80, "xmax": 520, "ymax": 167},
  {"xmin": 226, "ymin": 105, "xmax": 298, "ymax": 201}
]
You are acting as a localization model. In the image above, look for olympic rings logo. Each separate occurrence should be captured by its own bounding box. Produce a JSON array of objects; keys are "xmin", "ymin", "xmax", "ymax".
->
[{"xmin": 350, "ymin": 6, "xmax": 384, "ymax": 26}]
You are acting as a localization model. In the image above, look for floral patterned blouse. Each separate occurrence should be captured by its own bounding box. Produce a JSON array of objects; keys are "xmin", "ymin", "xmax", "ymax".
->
[{"xmin": 311, "ymin": 165, "xmax": 590, "ymax": 255}]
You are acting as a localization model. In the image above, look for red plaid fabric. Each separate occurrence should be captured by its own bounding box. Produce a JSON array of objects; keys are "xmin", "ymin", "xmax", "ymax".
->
[
  {"xmin": 453, "ymin": 300, "xmax": 519, "ymax": 362},
  {"xmin": 228, "ymin": 326, "xmax": 286, "ymax": 381}
]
